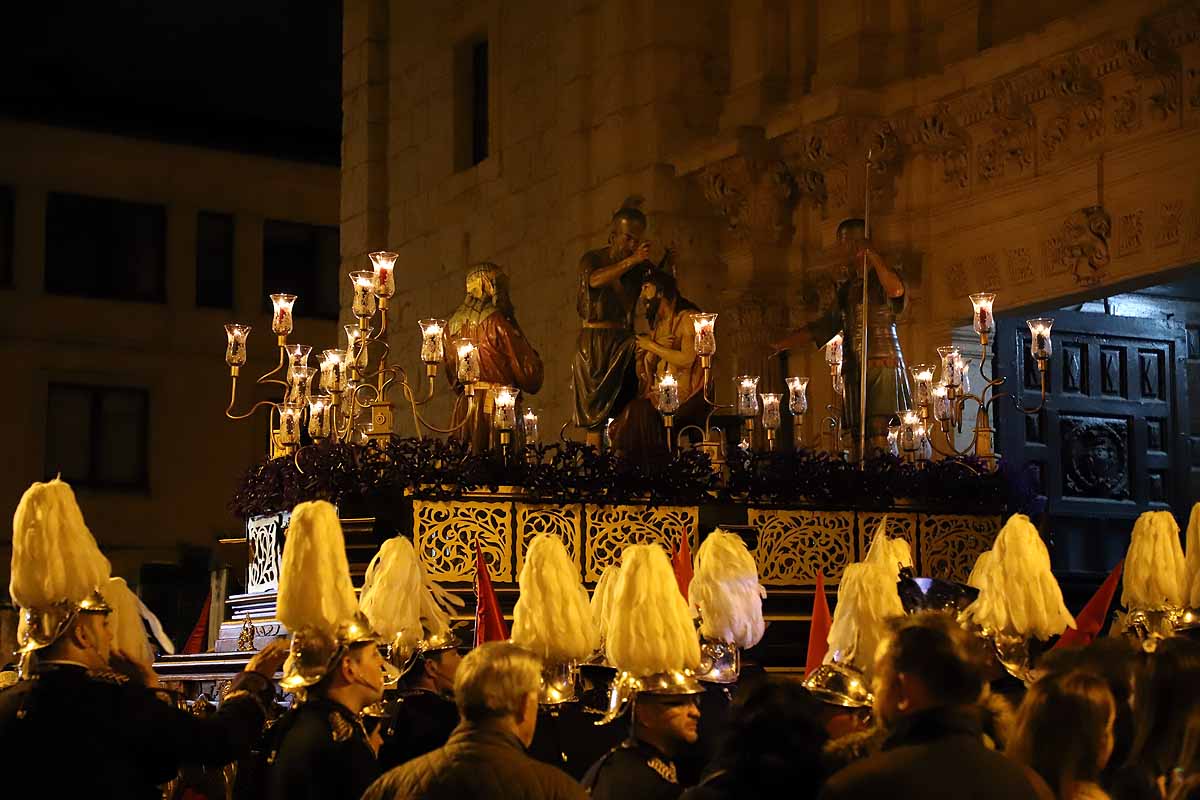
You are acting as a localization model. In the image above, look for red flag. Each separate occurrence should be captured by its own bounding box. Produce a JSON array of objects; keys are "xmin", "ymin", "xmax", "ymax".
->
[
  {"xmin": 474, "ymin": 542, "xmax": 508, "ymax": 646},
  {"xmin": 1053, "ymin": 559, "xmax": 1124, "ymax": 650},
  {"xmin": 182, "ymin": 590, "xmax": 212, "ymax": 655},
  {"xmin": 805, "ymin": 571, "xmax": 831, "ymax": 676},
  {"xmin": 671, "ymin": 532, "xmax": 694, "ymax": 599}
]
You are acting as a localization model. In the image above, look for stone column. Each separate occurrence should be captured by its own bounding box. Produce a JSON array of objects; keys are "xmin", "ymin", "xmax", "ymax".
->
[{"xmin": 720, "ymin": 0, "xmax": 791, "ymax": 129}]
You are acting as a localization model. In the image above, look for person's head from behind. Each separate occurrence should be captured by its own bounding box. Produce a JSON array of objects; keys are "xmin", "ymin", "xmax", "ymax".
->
[
  {"xmin": 407, "ymin": 647, "xmax": 463, "ymax": 697},
  {"xmin": 1128, "ymin": 636, "xmax": 1200, "ymax": 774},
  {"xmin": 633, "ymin": 691, "xmax": 701, "ymax": 756},
  {"xmin": 872, "ymin": 611, "xmax": 988, "ymax": 727},
  {"xmin": 40, "ymin": 609, "xmax": 113, "ymax": 670},
  {"xmin": 716, "ymin": 678, "xmax": 828, "ymax": 790},
  {"xmin": 454, "ymin": 642, "xmax": 541, "ymax": 747},
  {"xmin": 314, "ymin": 641, "xmax": 387, "ymax": 713},
  {"xmin": 1010, "ymin": 670, "xmax": 1115, "ymax": 796},
  {"xmin": 1039, "ymin": 636, "xmax": 1139, "ymax": 768}
]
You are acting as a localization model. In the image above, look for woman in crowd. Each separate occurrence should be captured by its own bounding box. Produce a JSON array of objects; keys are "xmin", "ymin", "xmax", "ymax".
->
[{"xmin": 1009, "ymin": 670, "xmax": 1116, "ymax": 800}]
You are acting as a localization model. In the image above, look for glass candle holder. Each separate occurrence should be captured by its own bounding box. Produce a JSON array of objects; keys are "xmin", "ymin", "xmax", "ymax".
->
[
  {"xmin": 350, "ymin": 271, "xmax": 377, "ymax": 318},
  {"xmin": 419, "ymin": 318, "xmax": 446, "ymax": 364},
  {"xmin": 278, "ymin": 404, "xmax": 303, "ymax": 446},
  {"xmin": 344, "ymin": 325, "xmax": 373, "ymax": 367},
  {"xmin": 970, "ymin": 292, "xmax": 996, "ymax": 336},
  {"xmin": 954, "ymin": 355, "xmax": 972, "ymax": 394},
  {"xmin": 369, "ymin": 251, "xmax": 398, "ymax": 299},
  {"xmin": 320, "ymin": 349, "xmax": 348, "ymax": 392},
  {"xmin": 735, "ymin": 376, "xmax": 760, "ymax": 418},
  {"xmin": 522, "ymin": 408, "xmax": 539, "ymax": 445},
  {"xmin": 937, "ymin": 345, "xmax": 961, "ymax": 389},
  {"xmin": 225, "ymin": 323, "xmax": 251, "ymax": 367},
  {"xmin": 887, "ymin": 426, "xmax": 900, "ymax": 457},
  {"xmin": 493, "ymin": 386, "xmax": 517, "ymax": 431},
  {"xmin": 690, "ymin": 313, "xmax": 718, "ymax": 357},
  {"xmin": 760, "ymin": 393, "xmax": 782, "ymax": 431},
  {"xmin": 308, "ymin": 394, "xmax": 333, "ymax": 439},
  {"xmin": 786, "ymin": 376, "xmax": 809, "ymax": 415},
  {"xmin": 909, "ymin": 363, "xmax": 936, "ymax": 406},
  {"xmin": 284, "ymin": 344, "xmax": 311, "ymax": 378},
  {"xmin": 825, "ymin": 333, "xmax": 844, "ymax": 367},
  {"xmin": 285, "ymin": 366, "xmax": 314, "ymax": 407},
  {"xmin": 932, "ymin": 384, "xmax": 951, "ymax": 421},
  {"xmin": 270, "ymin": 294, "xmax": 297, "ymax": 336},
  {"xmin": 900, "ymin": 411, "xmax": 920, "ymax": 451},
  {"xmin": 656, "ymin": 371, "xmax": 680, "ymax": 414},
  {"xmin": 456, "ymin": 339, "xmax": 480, "ymax": 384},
  {"xmin": 1027, "ymin": 318, "xmax": 1054, "ymax": 361}
]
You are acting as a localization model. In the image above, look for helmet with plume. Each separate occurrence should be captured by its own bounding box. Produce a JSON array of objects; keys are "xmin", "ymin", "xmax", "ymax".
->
[{"xmin": 688, "ymin": 529, "xmax": 765, "ymax": 683}]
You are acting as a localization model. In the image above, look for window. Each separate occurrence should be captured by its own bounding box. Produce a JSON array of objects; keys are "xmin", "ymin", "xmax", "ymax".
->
[
  {"xmin": 262, "ymin": 220, "xmax": 340, "ymax": 319},
  {"xmin": 45, "ymin": 192, "xmax": 167, "ymax": 302},
  {"xmin": 0, "ymin": 185, "xmax": 12, "ymax": 288},
  {"xmin": 196, "ymin": 211, "xmax": 235, "ymax": 309},
  {"xmin": 45, "ymin": 384, "xmax": 149, "ymax": 491},
  {"xmin": 455, "ymin": 37, "xmax": 489, "ymax": 170}
]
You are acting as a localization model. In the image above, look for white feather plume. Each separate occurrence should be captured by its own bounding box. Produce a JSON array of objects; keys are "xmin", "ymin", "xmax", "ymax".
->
[
  {"xmin": 1122, "ymin": 510, "xmax": 1187, "ymax": 610},
  {"xmin": 105, "ymin": 577, "xmax": 157, "ymax": 667},
  {"xmin": 961, "ymin": 514, "xmax": 1074, "ymax": 639},
  {"xmin": 277, "ymin": 501, "xmax": 359, "ymax": 633},
  {"xmin": 10, "ymin": 478, "xmax": 110, "ymax": 610},
  {"xmin": 863, "ymin": 517, "xmax": 913, "ymax": 580},
  {"xmin": 1188, "ymin": 504, "xmax": 1200, "ymax": 608},
  {"xmin": 417, "ymin": 557, "xmax": 463, "ymax": 641},
  {"xmin": 359, "ymin": 536, "xmax": 423, "ymax": 650},
  {"xmin": 511, "ymin": 534, "xmax": 598, "ymax": 662},
  {"xmin": 591, "ymin": 563, "xmax": 621, "ymax": 650},
  {"xmin": 688, "ymin": 530, "xmax": 766, "ymax": 648},
  {"xmin": 967, "ymin": 550, "xmax": 994, "ymax": 591},
  {"xmin": 825, "ymin": 561, "xmax": 904, "ymax": 677},
  {"xmin": 607, "ymin": 544, "xmax": 701, "ymax": 676}
]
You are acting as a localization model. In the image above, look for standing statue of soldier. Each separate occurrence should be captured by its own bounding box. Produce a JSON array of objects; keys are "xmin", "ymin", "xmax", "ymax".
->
[
  {"xmin": 572, "ymin": 198, "xmax": 663, "ymax": 449},
  {"xmin": 773, "ymin": 218, "xmax": 911, "ymax": 457},
  {"xmin": 444, "ymin": 262, "xmax": 544, "ymax": 452}
]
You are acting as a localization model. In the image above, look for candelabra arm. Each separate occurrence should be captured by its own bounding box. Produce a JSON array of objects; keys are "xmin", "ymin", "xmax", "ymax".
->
[
  {"xmin": 255, "ymin": 346, "xmax": 289, "ymax": 388},
  {"xmin": 395, "ymin": 379, "xmax": 471, "ymax": 436},
  {"xmin": 1005, "ymin": 367, "xmax": 1049, "ymax": 416},
  {"xmin": 225, "ymin": 374, "xmax": 280, "ymax": 421}
]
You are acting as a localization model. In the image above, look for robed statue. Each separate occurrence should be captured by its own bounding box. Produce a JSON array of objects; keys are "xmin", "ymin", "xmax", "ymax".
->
[
  {"xmin": 444, "ymin": 262, "xmax": 544, "ymax": 452},
  {"xmin": 774, "ymin": 218, "xmax": 911, "ymax": 456}
]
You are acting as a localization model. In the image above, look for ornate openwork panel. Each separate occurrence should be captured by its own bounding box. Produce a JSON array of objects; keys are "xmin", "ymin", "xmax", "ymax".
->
[
  {"xmin": 858, "ymin": 512, "xmax": 918, "ymax": 568},
  {"xmin": 919, "ymin": 514, "xmax": 1001, "ymax": 583},
  {"xmin": 516, "ymin": 504, "xmax": 583, "ymax": 576},
  {"xmin": 748, "ymin": 509, "xmax": 855, "ymax": 586},
  {"xmin": 583, "ymin": 505, "xmax": 697, "ymax": 582},
  {"xmin": 246, "ymin": 511, "xmax": 290, "ymax": 593},
  {"xmin": 413, "ymin": 500, "xmax": 513, "ymax": 583}
]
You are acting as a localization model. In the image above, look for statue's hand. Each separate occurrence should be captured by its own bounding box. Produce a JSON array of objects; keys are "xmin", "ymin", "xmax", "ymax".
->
[
  {"xmin": 633, "ymin": 241, "xmax": 652, "ymax": 262},
  {"xmin": 635, "ymin": 334, "xmax": 653, "ymax": 351}
]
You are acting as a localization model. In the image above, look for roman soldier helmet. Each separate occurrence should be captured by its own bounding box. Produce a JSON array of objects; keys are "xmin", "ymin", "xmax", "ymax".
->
[
  {"xmin": 598, "ymin": 544, "xmax": 703, "ymax": 725},
  {"xmin": 510, "ymin": 533, "xmax": 598, "ymax": 705},
  {"xmin": 801, "ymin": 662, "xmax": 874, "ymax": 709},
  {"xmin": 688, "ymin": 530, "xmax": 766, "ymax": 684},
  {"xmin": 277, "ymin": 501, "xmax": 381, "ymax": 695},
  {"xmin": 10, "ymin": 478, "xmax": 113, "ymax": 663}
]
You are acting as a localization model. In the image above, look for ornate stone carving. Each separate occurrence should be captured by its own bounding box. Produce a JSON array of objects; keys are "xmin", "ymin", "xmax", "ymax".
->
[
  {"xmin": 944, "ymin": 261, "xmax": 968, "ymax": 302},
  {"xmin": 1111, "ymin": 88, "xmax": 1142, "ymax": 134},
  {"xmin": 913, "ymin": 110, "xmax": 970, "ymax": 188},
  {"xmin": 973, "ymin": 253, "xmax": 1002, "ymax": 290},
  {"xmin": 584, "ymin": 505, "xmax": 697, "ymax": 582},
  {"xmin": 1060, "ymin": 416, "xmax": 1130, "ymax": 499},
  {"xmin": 977, "ymin": 120, "xmax": 1035, "ymax": 183},
  {"xmin": 515, "ymin": 503, "xmax": 582, "ymax": 575},
  {"xmin": 1045, "ymin": 206, "xmax": 1112, "ymax": 285},
  {"xmin": 1118, "ymin": 209, "xmax": 1145, "ymax": 257},
  {"xmin": 247, "ymin": 510, "xmax": 290, "ymax": 593},
  {"xmin": 1006, "ymin": 247, "xmax": 1035, "ymax": 284},
  {"xmin": 748, "ymin": 509, "xmax": 855, "ymax": 586},
  {"xmin": 1157, "ymin": 200, "xmax": 1183, "ymax": 247},
  {"xmin": 919, "ymin": 515, "xmax": 1001, "ymax": 584},
  {"xmin": 700, "ymin": 156, "xmax": 803, "ymax": 243},
  {"xmin": 414, "ymin": 500, "xmax": 513, "ymax": 582}
]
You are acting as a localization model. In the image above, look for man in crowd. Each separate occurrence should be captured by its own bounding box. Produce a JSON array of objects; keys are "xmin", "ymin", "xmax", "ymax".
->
[
  {"xmin": 377, "ymin": 644, "xmax": 462, "ymax": 770},
  {"xmin": 362, "ymin": 641, "xmax": 586, "ymax": 799},
  {"xmin": 585, "ymin": 691, "xmax": 703, "ymax": 800}
]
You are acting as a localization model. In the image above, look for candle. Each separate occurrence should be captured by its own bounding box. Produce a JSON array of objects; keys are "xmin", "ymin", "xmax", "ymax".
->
[
  {"xmin": 270, "ymin": 294, "xmax": 297, "ymax": 336},
  {"xmin": 419, "ymin": 319, "xmax": 446, "ymax": 364},
  {"xmin": 285, "ymin": 366, "xmax": 314, "ymax": 407},
  {"xmin": 656, "ymin": 371, "xmax": 680, "ymax": 414},
  {"xmin": 308, "ymin": 394, "xmax": 333, "ymax": 439},
  {"xmin": 909, "ymin": 363, "xmax": 935, "ymax": 406},
  {"xmin": 284, "ymin": 344, "xmax": 312, "ymax": 378},
  {"xmin": 350, "ymin": 271, "xmax": 377, "ymax": 318},
  {"xmin": 887, "ymin": 427, "xmax": 900, "ymax": 457},
  {"xmin": 937, "ymin": 345, "xmax": 961, "ymax": 389},
  {"xmin": 456, "ymin": 339, "xmax": 480, "ymax": 384},
  {"xmin": 344, "ymin": 325, "xmax": 373, "ymax": 366},
  {"xmin": 1027, "ymin": 318, "xmax": 1054, "ymax": 361},
  {"xmin": 522, "ymin": 408, "xmax": 539, "ymax": 444},
  {"xmin": 954, "ymin": 355, "xmax": 972, "ymax": 394},
  {"xmin": 825, "ymin": 333, "xmax": 844, "ymax": 367},
  {"xmin": 786, "ymin": 376, "xmax": 809, "ymax": 415},
  {"xmin": 932, "ymin": 384, "xmax": 951, "ymax": 421},
  {"xmin": 278, "ymin": 404, "xmax": 302, "ymax": 445},
  {"xmin": 690, "ymin": 313, "xmax": 718, "ymax": 357},
  {"xmin": 760, "ymin": 393, "xmax": 782, "ymax": 431},
  {"xmin": 493, "ymin": 385, "xmax": 517, "ymax": 431},
  {"xmin": 735, "ymin": 376, "xmax": 760, "ymax": 418},
  {"xmin": 970, "ymin": 292, "xmax": 996, "ymax": 336},
  {"xmin": 320, "ymin": 349, "xmax": 348, "ymax": 392},
  {"xmin": 901, "ymin": 411, "xmax": 920, "ymax": 451},
  {"xmin": 224, "ymin": 323, "xmax": 251, "ymax": 367},
  {"xmin": 369, "ymin": 250, "xmax": 398, "ymax": 299}
]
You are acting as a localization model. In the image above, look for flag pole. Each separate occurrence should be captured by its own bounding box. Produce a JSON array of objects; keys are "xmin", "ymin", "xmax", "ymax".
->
[{"xmin": 859, "ymin": 151, "xmax": 872, "ymax": 466}]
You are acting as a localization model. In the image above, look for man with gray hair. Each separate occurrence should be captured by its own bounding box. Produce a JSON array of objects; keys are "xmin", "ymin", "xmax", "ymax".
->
[{"xmin": 361, "ymin": 641, "xmax": 587, "ymax": 799}]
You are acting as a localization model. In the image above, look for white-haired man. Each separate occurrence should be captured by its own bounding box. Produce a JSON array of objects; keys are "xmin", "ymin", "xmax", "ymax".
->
[{"xmin": 362, "ymin": 641, "xmax": 586, "ymax": 800}]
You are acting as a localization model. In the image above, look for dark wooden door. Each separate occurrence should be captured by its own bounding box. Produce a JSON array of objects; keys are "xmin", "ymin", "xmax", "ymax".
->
[{"xmin": 995, "ymin": 311, "xmax": 1189, "ymax": 572}]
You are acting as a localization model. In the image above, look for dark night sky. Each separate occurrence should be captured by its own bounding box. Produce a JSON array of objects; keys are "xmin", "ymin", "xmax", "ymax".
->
[{"xmin": 0, "ymin": 1, "xmax": 342, "ymax": 164}]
